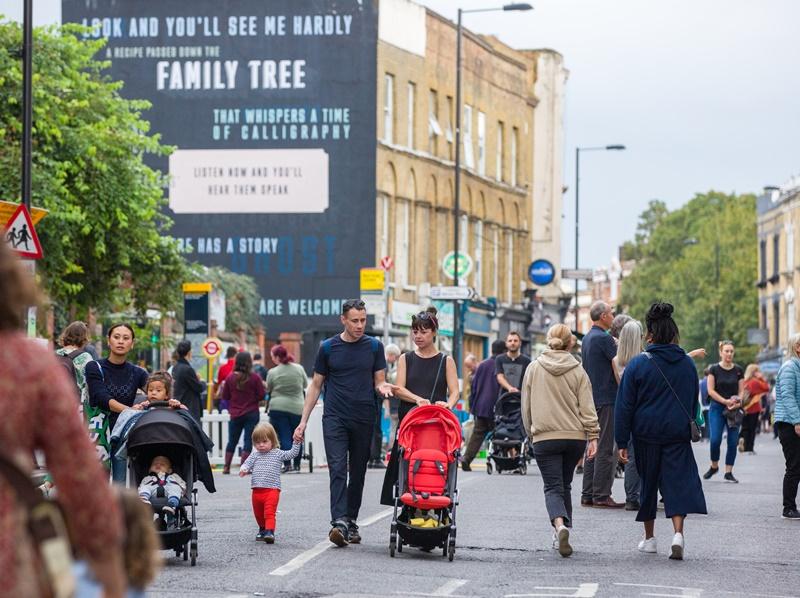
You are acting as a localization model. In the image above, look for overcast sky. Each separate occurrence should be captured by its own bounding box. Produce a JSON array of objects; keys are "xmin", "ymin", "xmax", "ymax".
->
[
  {"xmin": 420, "ymin": 0, "xmax": 800, "ymax": 269},
  {"xmin": 3, "ymin": 0, "xmax": 798, "ymax": 270}
]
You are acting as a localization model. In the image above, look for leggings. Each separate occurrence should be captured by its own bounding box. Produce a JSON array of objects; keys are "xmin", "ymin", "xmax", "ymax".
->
[
  {"xmin": 708, "ymin": 405, "xmax": 739, "ymax": 467},
  {"xmin": 252, "ymin": 488, "xmax": 281, "ymax": 530}
]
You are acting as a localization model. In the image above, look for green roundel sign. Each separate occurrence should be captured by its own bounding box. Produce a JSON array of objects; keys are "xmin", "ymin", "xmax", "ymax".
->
[{"xmin": 442, "ymin": 251, "xmax": 473, "ymax": 280}]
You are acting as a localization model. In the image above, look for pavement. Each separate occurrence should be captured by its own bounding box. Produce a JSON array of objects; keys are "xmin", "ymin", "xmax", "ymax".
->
[{"xmin": 147, "ymin": 434, "xmax": 799, "ymax": 598}]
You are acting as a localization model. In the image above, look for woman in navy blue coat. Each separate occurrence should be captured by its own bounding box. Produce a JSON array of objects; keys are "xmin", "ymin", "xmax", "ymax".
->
[{"xmin": 615, "ymin": 302, "xmax": 707, "ymax": 560}]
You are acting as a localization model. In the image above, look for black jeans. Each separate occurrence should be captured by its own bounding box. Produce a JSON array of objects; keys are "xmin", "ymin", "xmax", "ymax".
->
[
  {"xmin": 370, "ymin": 396, "xmax": 384, "ymax": 461},
  {"xmin": 582, "ymin": 405, "xmax": 616, "ymax": 502},
  {"xmin": 740, "ymin": 413, "xmax": 760, "ymax": 452},
  {"xmin": 776, "ymin": 422, "xmax": 800, "ymax": 511},
  {"xmin": 323, "ymin": 415, "xmax": 373, "ymax": 523},
  {"xmin": 463, "ymin": 416, "xmax": 494, "ymax": 465},
  {"xmin": 226, "ymin": 410, "xmax": 260, "ymax": 454},
  {"xmin": 533, "ymin": 439, "xmax": 586, "ymax": 527}
]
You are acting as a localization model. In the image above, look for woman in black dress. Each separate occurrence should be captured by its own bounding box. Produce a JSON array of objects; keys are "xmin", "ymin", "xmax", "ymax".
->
[{"xmin": 380, "ymin": 307, "xmax": 459, "ymax": 505}]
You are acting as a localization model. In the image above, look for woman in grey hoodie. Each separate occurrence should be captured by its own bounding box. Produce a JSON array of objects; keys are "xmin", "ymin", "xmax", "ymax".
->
[{"xmin": 521, "ymin": 324, "xmax": 600, "ymax": 557}]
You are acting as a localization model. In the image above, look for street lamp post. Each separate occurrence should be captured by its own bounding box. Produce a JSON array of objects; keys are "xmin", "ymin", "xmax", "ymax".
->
[
  {"xmin": 453, "ymin": 2, "xmax": 532, "ymax": 370},
  {"xmin": 21, "ymin": 0, "xmax": 33, "ymax": 210},
  {"xmin": 573, "ymin": 144, "xmax": 625, "ymax": 330}
]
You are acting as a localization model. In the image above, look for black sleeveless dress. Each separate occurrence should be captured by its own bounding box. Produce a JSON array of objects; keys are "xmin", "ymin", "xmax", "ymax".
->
[{"xmin": 380, "ymin": 351, "xmax": 449, "ymax": 505}]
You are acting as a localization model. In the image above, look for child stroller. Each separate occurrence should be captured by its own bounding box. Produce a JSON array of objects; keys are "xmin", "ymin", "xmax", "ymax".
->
[
  {"xmin": 125, "ymin": 404, "xmax": 216, "ymax": 566},
  {"xmin": 389, "ymin": 405, "xmax": 462, "ymax": 561},
  {"xmin": 487, "ymin": 391, "xmax": 529, "ymax": 475}
]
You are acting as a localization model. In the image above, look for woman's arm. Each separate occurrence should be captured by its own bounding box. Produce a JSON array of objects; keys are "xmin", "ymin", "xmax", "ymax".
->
[
  {"xmin": 438, "ymin": 356, "xmax": 459, "ymax": 408},
  {"xmin": 392, "ymin": 354, "xmax": 429, "ymax": 406},
  {"xmin": 520, "ymin": 361, "xmax": 534, "ymax": 438}
]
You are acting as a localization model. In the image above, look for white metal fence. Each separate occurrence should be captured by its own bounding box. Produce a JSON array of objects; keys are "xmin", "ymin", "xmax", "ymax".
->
[{"xmin": 201, "ymin": 404, "xmax": 327, "ymax": 467}]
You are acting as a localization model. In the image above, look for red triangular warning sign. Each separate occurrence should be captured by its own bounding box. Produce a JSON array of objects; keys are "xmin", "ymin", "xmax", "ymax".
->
[{"xmin": 3, "ymin": 204, "xmax": 43, "ymax": 259}]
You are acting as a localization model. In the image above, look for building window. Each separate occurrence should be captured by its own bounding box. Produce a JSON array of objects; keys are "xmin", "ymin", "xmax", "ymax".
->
[
  {"xmin": 760, "ymin": 239, "xmax": 767, "ymax": 282},
  {"xmin": 462, "ymin": 104, "xmax": 474, "ymax": 169},
  {"xmin": 473, "ymin": 220, "xmax": 483, "ymax": 295},
  {"xmin": 506, "ymin": 230, "xmax": 514, "ymax": 303},
  {"xmin": 510, "ymin": 127, "xmax": 518, "ymax": 186},
  {"xmin": 496, "ymin": 122, "xmax": 504, "ymax": 182},
  {"xmin": 761, "ymin": 303, "xmax": 767, "ymax": 332},
  {"xmin": 445, "ymin": 95, "xmax": 454, "ymax": 159},
  {"xmin": 383, "ymin": 74, "xmax": 394, "ymax": 144},
  {"xmin": 406, "ymin": 82, "xmax": 415, "ymax": 150},
  {"xmin": 395, "ymin": 200, "xmax": 409, "ymax": 286},
  {"xmin": 773, "ymin": 233, "xmax": 780, "ymax": 278},
  {"xmin": 417, "ymin": 204, "xmax": 430, "ymax": 282},
  {"xmin": 789, "ymin": 297, "xmax": 796, "ymax": 338},
  {"xmin": 428, "ymin": 89, "xmax": 441, "ymax": 155},
  {"xmin": 477, "ymin": 111, "xmax": 486, "ymax": 176},
  {"xmin": 492, "ymin": 226, "xmax": 500, "ymax": 297},
  {"xmin": 787, "ymin": 223, "xmax": 794, "ymax": 271},
  {"xmin": 377, "ymin": 195, "xmax": 390, "ymax": 260},
  {"xmin": 773, "ymin": 298, "xmax": 780, "ymax": 347},
  {"xmin": 437, "ymin": 210, "xmax": 449, "ymax": 283}
]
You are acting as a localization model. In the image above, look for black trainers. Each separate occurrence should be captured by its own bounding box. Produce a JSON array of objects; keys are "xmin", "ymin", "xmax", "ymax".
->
[
  {"xmin": 256, "ymin": 528, "xmax": 267, "ymax": 542},
  {"xmin": 347, "ymin": 521, "xmax": 361, "ymax": 544},
  {"xmin": 724, "ymin": 472, "xmax": 739, "ymax": 484},
  {"xmin": 625, "ymin": 501, "xmax": 640, "ymax": 511},
  {"xmin": 782, "ymin": 509, "xmax": 800, "ymax": 520},
  {"xmin": 702, "ymin": 466, "xmax": 719, "ymax": 480},
  {"xmin": 264, "ymin": 529, "xmax": 275, "ymax": 544},
  {"xmin": 461, "ymin": 461, "xmax": 472, "ymax": 472},
  {"xmin": 328, "ymin": 521, "xmax": 349, "ymax": 547}
]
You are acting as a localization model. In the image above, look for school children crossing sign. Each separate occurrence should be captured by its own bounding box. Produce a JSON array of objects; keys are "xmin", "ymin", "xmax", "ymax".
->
[{"xmin": 3, "ymin": 204, "xmax": 43, "ymax": 259}]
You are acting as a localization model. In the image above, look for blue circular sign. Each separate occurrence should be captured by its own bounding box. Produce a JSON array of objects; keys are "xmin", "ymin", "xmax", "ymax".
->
[{"xmin": 528, "ymin": 259, "xmax": 556, "ymax": 286}]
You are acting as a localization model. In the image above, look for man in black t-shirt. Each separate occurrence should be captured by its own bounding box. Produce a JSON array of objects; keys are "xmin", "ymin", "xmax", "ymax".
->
[
  {"xmin": 495, "ymin": 331, "xmax": 532, "ymax": 397},
  {"xmin": 294, "ymin": 299, "xmax": 392, "ymax": 547}
]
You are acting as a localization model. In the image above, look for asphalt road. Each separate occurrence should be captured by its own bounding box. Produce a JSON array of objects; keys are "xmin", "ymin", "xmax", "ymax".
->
[{"xmin": 147, "ymin": 434, "xmax": 799, "ymax": 598}]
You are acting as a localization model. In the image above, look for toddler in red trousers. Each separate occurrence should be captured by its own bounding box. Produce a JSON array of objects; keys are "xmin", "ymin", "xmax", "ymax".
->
[{"xmin": 239, "ymin": 422, "xmax": 301, "ymax": 543}]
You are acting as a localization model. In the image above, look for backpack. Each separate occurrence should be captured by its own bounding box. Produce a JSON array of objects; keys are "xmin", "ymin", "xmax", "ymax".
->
[{"xmin": 56, "ymin": 349, "xmax": 83, "ymax": 400}]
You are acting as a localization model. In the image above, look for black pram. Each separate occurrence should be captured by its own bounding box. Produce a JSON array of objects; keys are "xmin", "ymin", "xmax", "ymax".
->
[
  {"xmin": 126, "ymin": 404, "xmax": 215, "ymax": 566},
  {"xmin": 486, "ymin": 391, "xmax": 529, "ymax": 475}
]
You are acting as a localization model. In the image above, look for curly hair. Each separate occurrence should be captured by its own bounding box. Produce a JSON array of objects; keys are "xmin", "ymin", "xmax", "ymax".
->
[
  {"xmin": 58, "ymin": 321, "xmax": 89, "ymax": 348},
  {"xmin": 116, "ymin": 488, "xmax": 162, "ymax": 589}
]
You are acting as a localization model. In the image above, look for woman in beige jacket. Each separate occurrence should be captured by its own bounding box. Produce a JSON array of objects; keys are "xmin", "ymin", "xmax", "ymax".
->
[{"xmin": 521, "ymin": 324, "xmax": 600, "ymax": 557}]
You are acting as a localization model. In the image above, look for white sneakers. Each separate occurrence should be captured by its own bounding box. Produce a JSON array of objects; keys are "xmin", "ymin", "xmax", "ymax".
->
[
  {"xmin": 637, "ymin": 536, "xmax": 657, "ymax": 553},
  {"xmin": 555, "ymin": 525, "xmax": 572, "ymax": 557},
  {"xmin": 669, "ymin": 532, "xmax": 684, "ymax": 560},
  {"xmin": 638, "ymin": 533, "xmax": 684, "ymax": 559}
]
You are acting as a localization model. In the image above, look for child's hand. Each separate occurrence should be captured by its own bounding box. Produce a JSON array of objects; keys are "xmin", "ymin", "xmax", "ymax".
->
[{"xmin": 238, "ymin": 469, "xmax": 249, "ymax": 477}]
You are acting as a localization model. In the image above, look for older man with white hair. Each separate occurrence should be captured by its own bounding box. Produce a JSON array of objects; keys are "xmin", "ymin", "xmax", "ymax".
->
[{"xmin": 580, "ymin": 301, "xmax": 624, "ymax": 509}]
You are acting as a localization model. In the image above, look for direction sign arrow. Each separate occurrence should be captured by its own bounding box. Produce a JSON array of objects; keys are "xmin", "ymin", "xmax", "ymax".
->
[
  {"xmin": 561, "ymin": 268, "xmax": 594, "ymax": 280},
  {"xmin": 429, "ymin": 285, "xmax": 473, "ymax": 300}
]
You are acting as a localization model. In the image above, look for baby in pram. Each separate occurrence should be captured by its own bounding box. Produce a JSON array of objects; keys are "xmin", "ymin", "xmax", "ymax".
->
[{"xmin": 138, "ymin": 455, "xmax": 186, "ymax": 525}]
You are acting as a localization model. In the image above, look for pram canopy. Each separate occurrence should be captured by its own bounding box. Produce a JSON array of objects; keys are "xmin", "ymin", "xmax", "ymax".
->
[
  {"xmin": 494, "ymin": 391, "xmax": 521, "ymax": 418},
  {"xmin": 493, "ymin": 391, "xmax": 525, "ymax": 444},
  {"xmin": 127, "ymin": 408, "xmax": 216, "ymax": 493},
  {"xmin": 397, "ymin": 405, "xmax": 462, "ymax": 458}
]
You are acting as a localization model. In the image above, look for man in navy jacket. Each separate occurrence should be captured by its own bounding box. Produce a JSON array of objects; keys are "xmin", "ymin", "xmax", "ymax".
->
[{"xmin": 580, "ymin": 301, "xmax": 624, "ymax": 508}]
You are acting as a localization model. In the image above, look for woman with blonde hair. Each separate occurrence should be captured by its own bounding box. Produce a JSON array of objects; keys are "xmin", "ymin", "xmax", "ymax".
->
[
  {"xmin": 521, "ymin": 323, "xmax": 600, "ymax": 557},
  {"xmin": 740, "ymin": 363, "xmax": 770, "ymax": 454}
]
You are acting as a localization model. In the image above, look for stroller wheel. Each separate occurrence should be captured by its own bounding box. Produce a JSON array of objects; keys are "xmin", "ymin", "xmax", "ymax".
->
[
  {"xmin": 389, "ymin": 532, "xmax": 396, "ymax": 557},
  {"xmin": 448, "ymin": 541, "xmax": 455, "ymax": 562},
  {"xmin": 183, "ymin": 542, "xmax": 189, "ymax": 561},
  {"xmin": 520, "ymin": 462, "xmax": 527, "ymax": 475},
  {"xmin": 486, "ymin": 461, "xmax": 493, "ymax": 475},
  {"xmin": 307, "ymin": 442, "xmax": 314, "ymax": 474}
]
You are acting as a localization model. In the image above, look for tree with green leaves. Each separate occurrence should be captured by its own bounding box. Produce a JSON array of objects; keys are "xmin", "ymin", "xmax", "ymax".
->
[
  {"xmin": 187, "ymin": 264, "xmax": 262, "ymax": 336},
  {"xmin": 620, "ymin": 191, "xmax": 759, "ymax": 367},
  {"xmin": 0, "ymin": 21, "xmax": 185, "ymax": 317}
]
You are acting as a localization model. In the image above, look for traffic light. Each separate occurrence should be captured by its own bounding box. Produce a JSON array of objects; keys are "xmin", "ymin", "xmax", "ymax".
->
[{"xmin": 151, "ymin": 328, "xmax": 160, "ymax": 344}]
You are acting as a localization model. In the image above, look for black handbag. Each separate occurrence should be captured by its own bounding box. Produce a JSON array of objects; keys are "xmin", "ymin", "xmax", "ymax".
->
[{"xmin": 644, "ymin": 352, "xmax": 702, "ymax": 442}]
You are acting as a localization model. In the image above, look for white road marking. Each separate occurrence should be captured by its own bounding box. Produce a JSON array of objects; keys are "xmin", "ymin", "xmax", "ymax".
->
[
  {"xmin": 614, "ymin": 583, "xmax": 703, "ymax": 597},
  {"xmin": 506, "ymin": 583, "xmax": 599, "ymax": 598},
  {"xmin": 270, "ymin": 473, "xmax": 481, "ymax": 577},
  {"xmin": 431, "ymin": 579, "xmax": 469, "ymax": 596}
]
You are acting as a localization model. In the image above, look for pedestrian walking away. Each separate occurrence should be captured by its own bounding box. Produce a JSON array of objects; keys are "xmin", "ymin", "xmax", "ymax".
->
[
  {"xmin": 214, "ymin": 346, "xmax": 238, "ymax": 412},
  {"xmin": 521, "ymin": 324, "xmax": 600, "ymax": 557},
  {"xmin": 221, "ymin": 351, "xmax": 267, "ymax": 474},
  {"xmin": 171, "ymin": 339, "xmax": 208, "ymax": 423},
  {"xmin": 266, "ymin": 344, "xmax": 307, "ymax": 472},
  {"xmin": 614, "ymin": 319, "xmax": 645, "ymax": 511},
  {"xmin": 705, "ymin": 340, "xmax": 745, "ymax": 483},
  {"xmin": 0, "ymin": 241, "xmax": 127, "ymax": 597},
  {"xmin": 380, "ymin": 306, "xmax": 459, "ymax": 505},
  {"xmin": 774, "ymin": 333, "xmax": 800, "ymax": 520},
  {"xmin": 462, "ymin": 339, "xmax": 507, "ymax": 470},
  {"xmin": 740, "ymin": 363, "xmax": 769, "ymax": 454},
  {"xmin": 85, "ymin": 323, "xmax": 149, "ymax": 484},
  {"xmin": 616, "ymin": 302, "xmax": 707, "ymax": 560},
  {"xmin": 253, "ymin": 352, "xmax": 269, "ymax": 381},
  {"xmin": 581, "ymin": 301, "xmax": 624, "ymax": 508},
  {"xmin": 239, "ymin": 423, "xmax": 302, "ymax": 543},
  {"xmin": 293, "ymin": 299, "xmax": 393, "ymax": 547}
]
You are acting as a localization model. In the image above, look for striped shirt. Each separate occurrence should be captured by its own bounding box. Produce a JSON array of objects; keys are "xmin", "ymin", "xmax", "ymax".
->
[{"xmin": 241, "ymin": 443, "xmax": 301, "ymax": 489}]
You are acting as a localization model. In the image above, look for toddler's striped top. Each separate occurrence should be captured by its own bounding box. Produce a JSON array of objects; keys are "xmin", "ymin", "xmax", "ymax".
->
[{"xmin": 241, "ymin": 443, "xmax": 301, "ymax": 489}]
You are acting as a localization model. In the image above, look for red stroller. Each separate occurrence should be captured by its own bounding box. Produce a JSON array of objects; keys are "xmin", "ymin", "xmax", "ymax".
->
[{"xmin": 389, "ymin": 405, "xmax": 462, "ymax": 561}]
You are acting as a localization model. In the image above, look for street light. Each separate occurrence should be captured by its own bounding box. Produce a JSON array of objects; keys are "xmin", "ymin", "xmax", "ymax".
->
[
  {"xmin": 573, "ymin": 144, "xmax": 625, "ymax": 330},
  {"xmin": 453, "ymin": 2, "xmax": 533, "ymax": 372}
]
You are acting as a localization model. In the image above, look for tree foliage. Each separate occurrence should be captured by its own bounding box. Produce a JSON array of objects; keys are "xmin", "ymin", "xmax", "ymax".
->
[
  {"xmin": 619, "ymin": 191, "xmax": 759, "ymax": 367},
  {"xmin": 0, "ymin": 22, "xmax": 185, "ymax": 316}
]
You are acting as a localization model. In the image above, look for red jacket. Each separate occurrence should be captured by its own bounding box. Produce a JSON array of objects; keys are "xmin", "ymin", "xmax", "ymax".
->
[{"xmin": 744, "ymin": 377, "xmax": 770, "ymax": 414}]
